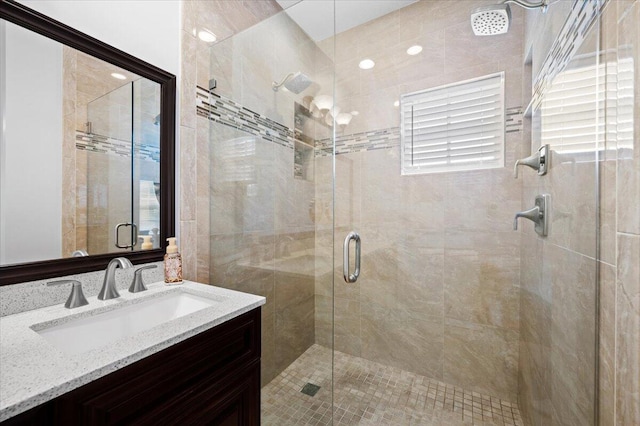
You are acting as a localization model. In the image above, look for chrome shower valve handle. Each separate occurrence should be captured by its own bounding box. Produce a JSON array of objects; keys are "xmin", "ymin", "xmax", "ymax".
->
[
  {"xmin": 514, "ymin": 145, "xmax": 549, "ymax": 179},
  {"xmin": 514, "ymin": 194, "xmax": 550, "ymax": 236}
]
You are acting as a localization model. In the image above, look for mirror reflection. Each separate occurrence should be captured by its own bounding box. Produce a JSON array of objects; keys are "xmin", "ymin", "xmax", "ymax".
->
[{"xmin": 0, "ymin": 20, "xmax": 161, "ymax": 266}]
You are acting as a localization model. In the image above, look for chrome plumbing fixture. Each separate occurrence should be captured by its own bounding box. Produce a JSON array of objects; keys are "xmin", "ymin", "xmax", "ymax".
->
[
  {"xmin": 471, "ymin": 0, "xmax": 548, "ymax": 36},
  {"xmin": 47, "ymin": 280, "xmax": 89, "ymax": 309},
  {"xmin": 343, "ymin": 231, "xmax": 361, "ymax": 283},
  {"xmin": 129, "ymin": 264, "xmax": 158, "ymax": 293},
  {"xmin": 514, "ymin": 144, "xmax": 549, "ymax": 178},
  {"xmin": 98, "ymin": 257, "xmax": 133, "ymax": 300},
  {"xmin": 272, "ymin": 71, "xmax": 312, "ymax": 94},
  {"xmin": 514, "ymin": 194, "xmax": 550, "ymax": 236}
]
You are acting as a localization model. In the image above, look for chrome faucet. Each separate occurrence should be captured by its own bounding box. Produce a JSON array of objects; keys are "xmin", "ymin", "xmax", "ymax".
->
[{"xmin": 98, "ymin": 257, "xmax": 133, "ymax": 300}]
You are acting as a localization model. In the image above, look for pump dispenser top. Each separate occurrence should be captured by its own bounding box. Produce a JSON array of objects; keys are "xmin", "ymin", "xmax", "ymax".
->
[
  {"xmin": 141, "ymin": 235, "xmax": 153, "ymax": 250},
  {"xmin": 166, "ymin": 237, "xmax": 178, "ymax": 254}
]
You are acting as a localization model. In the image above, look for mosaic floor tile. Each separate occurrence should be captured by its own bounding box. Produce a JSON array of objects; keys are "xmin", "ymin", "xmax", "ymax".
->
[{"xmin": 262, "ymin": 345, "xmax": 523, "ymax": 426}]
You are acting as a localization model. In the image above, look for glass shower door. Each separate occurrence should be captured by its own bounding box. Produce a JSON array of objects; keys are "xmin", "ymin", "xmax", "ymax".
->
[
  {"xmin": 84, "ymin": 78, "xmax": 161, "ymax": 254},
  {"xmin": 329, "ymin": 1, "xmax": 600, "ymax": 425},
  {"xmin": 85, "ymin": 82, "xmax": 135, "ymax": 254}
]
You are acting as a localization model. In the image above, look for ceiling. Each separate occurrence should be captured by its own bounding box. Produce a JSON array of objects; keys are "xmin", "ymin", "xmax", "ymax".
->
[{"xmin": 275, "ymin": 0, "xmax": 419, "ymax": 42}]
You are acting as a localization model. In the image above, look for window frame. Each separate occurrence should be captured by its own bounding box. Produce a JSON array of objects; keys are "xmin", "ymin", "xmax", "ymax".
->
[{"xmin": 400, "ymin": 71, "xmax": 506, "ymax": 176}]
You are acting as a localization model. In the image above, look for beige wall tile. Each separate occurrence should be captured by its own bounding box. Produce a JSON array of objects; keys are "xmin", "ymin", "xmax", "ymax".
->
[
  {"xmin": 179, "ymin": 125, "xmax": 196, "ymax": 221},
  {"xmin": 617, "ymin": 0, "xmax": 640, "ymax": 235},
  {"xmin": 179, "ymin": 219, "xmax": 196, "ymax": 281},
  {"xmin": 616, "ymin": 234, "xmax": 640, "ymax": 425},
  {"xmin": 599, "ymin": 262, "xmax": 616, "ymax": 426},
  {"xmin": 275, "ymin": 295, "xmax": 314, "ymax": 372},
  {"xmin": 180, "ymin": 30, "xmax": 197, "ymax": 130},
  {"xmin": 444, "ymin": 319, "xmax": 518, "ymax": 401},
  {"xmin": 444, "ymin": 254, "xmax": 520, "ymax": 330},
  {"xmin": 195, "ymin": 116, "xmax": 210, "ymax": 283},
  {"xmin": 362, "ymin": 304, "xmax": 444, "ymax": 380},
  {"xmin": 547, "ymin": 244, "xmax": 596, "ymax": 425}
]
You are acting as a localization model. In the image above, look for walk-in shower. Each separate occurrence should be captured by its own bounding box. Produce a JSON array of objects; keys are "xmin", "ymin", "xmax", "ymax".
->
[{"xmin": 199, "ymin": 0, "xmax": 638, "ymax": 424}]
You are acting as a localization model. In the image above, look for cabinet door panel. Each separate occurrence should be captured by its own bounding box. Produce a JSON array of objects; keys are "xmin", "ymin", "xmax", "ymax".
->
[{"xmin": 55, "ymin": 309, "xmax": 260, "ymax": 425}]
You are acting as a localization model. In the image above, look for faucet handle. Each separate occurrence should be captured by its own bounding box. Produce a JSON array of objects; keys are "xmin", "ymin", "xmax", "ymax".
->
[
  {"xmin": 514, "ymin": 144, "xmax": 549, "ymax": 179},
  {"xmin": 513, "ymin": 194, "xmax": 550, "ymax": 236},
  {"xmin": 129, "ymin": 265, "xmax": 158, "ymax": 293},
  {"xmin": 47, "ymin": 280, "xmax": 89, "ymax": 309}
]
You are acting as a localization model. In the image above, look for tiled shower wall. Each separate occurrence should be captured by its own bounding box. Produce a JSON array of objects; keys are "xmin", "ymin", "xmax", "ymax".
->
[
  {"xmin": 599, "ymin": 1, "xmax": 640, "ymax": 424},
  {"xmin": 179, "ymin": 0, "xmax": 284, "ymax": 284},
  {"xmin": 520, "ymin": 0, "xmax": 640, "ymax": 425},
  {"xmin": 180, "ymin": 0, "xmax": 334, "ymax": 385},
  {"xmin": 314, "ymin": 0, "xmax": 526, "ymax": 401}
]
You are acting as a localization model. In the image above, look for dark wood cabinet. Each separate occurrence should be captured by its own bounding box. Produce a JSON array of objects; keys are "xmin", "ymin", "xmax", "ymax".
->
[{"xmin": 3, "ymin": 308, "xmax": 261, "ymax": 426}]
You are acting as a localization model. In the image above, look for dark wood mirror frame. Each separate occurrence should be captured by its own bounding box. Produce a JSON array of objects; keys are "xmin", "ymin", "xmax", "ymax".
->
[{"xmin": 0, "ymin": 0, "xmax": 176, "ymax": 285}]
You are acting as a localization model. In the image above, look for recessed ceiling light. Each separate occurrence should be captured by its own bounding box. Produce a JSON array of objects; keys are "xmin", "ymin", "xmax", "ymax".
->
[
  {"xmin": 359, "ymin": 59, "xmax": 375, "ymax": 70},
  {"xmin": 406, "ymin": 45, "xmax": 423, "ymax": 55},
  {"xmin": 111, "ymin": 73, "xmax": 126, "ymax": 80},
  {"xmin": 350, "ymin": 111, "xmax": 359, "ymax": 116},
  {"xmin": 198, "ymin": 30, "xmax": 217, "ymax": 43},
  {"xmin": 393, "ymin": 100, "xmax": 400, "ymax": 107}
]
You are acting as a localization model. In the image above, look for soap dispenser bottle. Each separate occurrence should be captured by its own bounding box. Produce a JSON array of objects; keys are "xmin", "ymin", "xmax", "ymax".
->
[
  {"xmin": 141, "ymin": 235, "xmax": 153, "ymax": 250},
  {"xmin": 164, "ymin": 237, "xmax": 183, "ymax": 284}
]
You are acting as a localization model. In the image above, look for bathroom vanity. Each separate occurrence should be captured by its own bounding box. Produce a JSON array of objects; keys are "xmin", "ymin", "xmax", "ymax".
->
[{"xmin": 0, "ymin": 282, "xmax": 265, "ymax": 425}]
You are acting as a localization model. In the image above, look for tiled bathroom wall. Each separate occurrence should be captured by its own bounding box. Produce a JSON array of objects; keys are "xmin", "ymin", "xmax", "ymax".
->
[
  {"xmin": 520, "ymin": 0, "xmax": 640, "ymax": 425},
  {"xmin": 313, "ymin": 0, "xmax": 526, "ymax": 402},
  {"xmin": 180, "ymin": 0, "xmax": 331, "ymax": 385},
  {"xmin": 599, "ymin": 1, "xmax": 640, "ymax": 424},
  {"xmin": 179, "ymin": 0, "xmax": 283, "ymax": 285}
]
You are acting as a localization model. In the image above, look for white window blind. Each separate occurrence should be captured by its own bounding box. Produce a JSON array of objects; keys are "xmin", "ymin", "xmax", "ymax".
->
[
  {"xmin": 540, "ymin": 61, "xmax": 609, "ymax": 155},
  {"xmin": 400, "ymin": 72, "xmax": 505, "ymax": 175}
]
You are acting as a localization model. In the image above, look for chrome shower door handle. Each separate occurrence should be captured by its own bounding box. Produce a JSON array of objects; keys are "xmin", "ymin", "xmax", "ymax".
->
[
  {"xmin": 343, "ymin": 231, "xmax": 361, "ymax": 283},
  {"xmin": 115, "ymin": 222, "xmax": 138, "ymax": 249}
]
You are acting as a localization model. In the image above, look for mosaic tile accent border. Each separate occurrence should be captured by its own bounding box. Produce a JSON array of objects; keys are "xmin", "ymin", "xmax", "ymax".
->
[
  {"xmin": 315, "ymin": 107, "xmax": 522, "ymax": 157},
  {"xmin": 506, "ymin": 107, "xmax": 524, "ymax": 134},
  {"xmin": 75, "ymin": 131, "xmax": 160, "ymax": 162},
  {"xmin": 531, "ymin": 0, "xmax": 607, "ymax": 110},
  {"xmin": 315, "ymin": 127, "xmax": 400, "ymax": 158},
  {"xmin": 196, "ymin": 86, "xmax": 523, "ymax": 158},
  {"xmin": 196, "ymin": 86, "xmax": 295, "ymax": 150}
]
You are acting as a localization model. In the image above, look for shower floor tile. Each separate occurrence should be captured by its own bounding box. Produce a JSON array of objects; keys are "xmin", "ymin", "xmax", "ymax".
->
[{"xmin": 262, "ymin": 344, "xmax": 523, "ymax": 426}]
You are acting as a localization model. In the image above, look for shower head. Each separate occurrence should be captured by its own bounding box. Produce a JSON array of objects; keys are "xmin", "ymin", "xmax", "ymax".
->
[
  {"xmin": 471, "ymin": 0, "xmax": 547, "ymax": 36},
  {"xmin": 471, "ymin": 3, "xmax": 512, "ymax": 36},
  {"xmin": 272, "ymin": 71, "xmax": 312, "ymax": 94}
]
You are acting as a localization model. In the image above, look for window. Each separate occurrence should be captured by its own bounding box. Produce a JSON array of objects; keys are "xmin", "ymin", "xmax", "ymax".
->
[{"xmin": 400, "ymin": 72, "xmax": 505, "ymax": 175}]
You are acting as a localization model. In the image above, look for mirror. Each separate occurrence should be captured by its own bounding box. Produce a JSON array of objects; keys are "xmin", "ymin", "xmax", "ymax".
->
[{"xmin": 0, "ymin": 0, "xmax": 175, "ymax": 285}]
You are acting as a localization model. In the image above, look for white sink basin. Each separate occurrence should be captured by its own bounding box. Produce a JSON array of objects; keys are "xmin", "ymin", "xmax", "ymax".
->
[{"xmin": 34, "ymin": 292, "xmax": 217, "ymax": 355}]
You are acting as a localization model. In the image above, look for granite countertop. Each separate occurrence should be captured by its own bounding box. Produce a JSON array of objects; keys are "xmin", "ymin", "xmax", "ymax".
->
[{"xmin": 0, "ymin": 281, "xmax": 265, "ymax": 422}]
